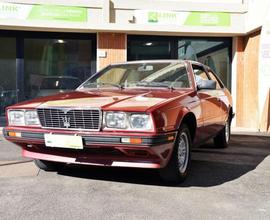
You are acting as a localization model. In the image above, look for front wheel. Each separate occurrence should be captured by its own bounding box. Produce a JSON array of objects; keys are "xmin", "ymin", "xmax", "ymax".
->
[
  {"xmin": 159, "ymin": 124, "xmax": 191, "ymax": 183},
  {"xmin": 213, "ymin": 117, "xmax": 231, "ymax": 148},
  {"xmin": 34, "ymin": 159, "xmax": 64, "ymax": 171}
]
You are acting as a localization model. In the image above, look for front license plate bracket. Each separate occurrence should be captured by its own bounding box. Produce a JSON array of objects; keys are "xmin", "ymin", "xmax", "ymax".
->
[{"xmin": 44, "ymin": 134, "xmax": 83, "ymax": 149}]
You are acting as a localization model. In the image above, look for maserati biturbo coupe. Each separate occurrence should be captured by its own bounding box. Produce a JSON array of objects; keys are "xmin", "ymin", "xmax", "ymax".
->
[{"xmin": 4, "ymin": 60, "xmax": 233, "ymax": 183}]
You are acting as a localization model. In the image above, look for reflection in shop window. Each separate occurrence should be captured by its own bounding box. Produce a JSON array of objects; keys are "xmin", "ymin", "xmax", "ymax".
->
[
  {"xmin": 0, "ymin": 37, "xmax": 17, "ymax": 120},
  {"xmin": 24, "ymin": 38, "xmax": 95, "ymax": 99},
  {"xmin": 178, "ymin": 39, "xmax": 231, "ymax": 90},
  {"xmin": 127, "ymin": 35, "xmax": 231, "ymax": 89}
]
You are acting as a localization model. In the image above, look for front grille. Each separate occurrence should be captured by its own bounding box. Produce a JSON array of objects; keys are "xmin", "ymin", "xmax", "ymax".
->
[{"xmin": 37, "ymin": 108, "xmax": 101, "ymax": 131}]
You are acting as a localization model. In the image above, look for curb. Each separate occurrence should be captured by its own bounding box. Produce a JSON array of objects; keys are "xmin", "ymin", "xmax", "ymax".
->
[
  {"xmin": 0, "ymin": 160, "xmax": 33, "ymax": 167},
  {"xmin": 231, "ymin": 131, "xmax": 270, "ymax": 137}
]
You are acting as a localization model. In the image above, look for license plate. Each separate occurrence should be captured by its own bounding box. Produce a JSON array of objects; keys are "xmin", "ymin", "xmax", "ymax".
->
[{"xmin": 44, "ymin": 134, "xmax": 83, "ymax": 149}]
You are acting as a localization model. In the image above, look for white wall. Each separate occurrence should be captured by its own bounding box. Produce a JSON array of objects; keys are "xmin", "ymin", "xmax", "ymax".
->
[
  {"xmin": 245, "ymin": 0, "xmax": 270, "ymax": 32},
  {"xmin": 158, "ymin": 0, "xmax": 243, "ymax": 3}
]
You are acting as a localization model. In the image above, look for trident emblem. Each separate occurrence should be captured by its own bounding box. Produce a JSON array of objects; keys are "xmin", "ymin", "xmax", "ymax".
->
[{"xmin": 62, "ymin": 116, "xmax": 71, "ymax": 128}]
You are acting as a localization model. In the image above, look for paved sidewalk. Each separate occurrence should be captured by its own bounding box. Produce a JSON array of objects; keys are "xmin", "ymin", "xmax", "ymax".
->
[
  {"xmin": 0, "ymin": 134, "xmax": 270, "ymax": 219},
  {"xmin": 0, "ymin": 134, "xmax": 29, "ymax": 163}
]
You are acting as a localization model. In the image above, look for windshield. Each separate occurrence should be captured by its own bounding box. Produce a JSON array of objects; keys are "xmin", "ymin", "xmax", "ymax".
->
[{"xmin": 78, "ymin": 61, "xmax": 190, "ymax": 90}]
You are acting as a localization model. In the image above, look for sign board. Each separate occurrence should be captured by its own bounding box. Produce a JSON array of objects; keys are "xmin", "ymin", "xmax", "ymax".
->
[
  {"xmin": 135, "ymin": 10, "xmax": 231, "ymax": 27},
  {"xmin": 0, "ymin": 2, "xmax": 87, "ymax": 22}
]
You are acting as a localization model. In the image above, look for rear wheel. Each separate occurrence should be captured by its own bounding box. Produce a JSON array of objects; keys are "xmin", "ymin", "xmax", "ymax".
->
[
  {"xmin": 213, "ymin": 117, "xmax": 231, "ymax": 148},
  {"xmin": 159, "ymin": 124, "xmax": 191, "ymax": 183},
  {"xmin": 34, "ymin": 159, "xmax": 63, "ymax": 171}
]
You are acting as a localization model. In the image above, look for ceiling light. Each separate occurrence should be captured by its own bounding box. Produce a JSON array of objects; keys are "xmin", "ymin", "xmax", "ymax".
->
[{"xmin": 145, "ymin": 42, "xmax": 153, "ymax": 46}]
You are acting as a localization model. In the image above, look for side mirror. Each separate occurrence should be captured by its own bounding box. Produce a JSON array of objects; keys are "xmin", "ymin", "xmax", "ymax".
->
[{"xmin": 197, "ymin": 80, "xmax": 216, "ymax": 90}]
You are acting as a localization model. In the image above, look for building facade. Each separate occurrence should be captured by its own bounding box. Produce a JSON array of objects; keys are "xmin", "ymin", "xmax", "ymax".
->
[{"xmin": 0, "ymin": 0, "xmax": 269, "ymax": 131}]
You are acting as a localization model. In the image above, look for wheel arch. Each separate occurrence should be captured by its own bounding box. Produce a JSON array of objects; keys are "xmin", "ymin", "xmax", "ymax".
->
[
  {"xmin": 178, "ymin": 112, "xmax": 197, "ymax": 143},
  {"xmin": 228, "ymin": 106, "xmax": 234, "ymax": 122}
]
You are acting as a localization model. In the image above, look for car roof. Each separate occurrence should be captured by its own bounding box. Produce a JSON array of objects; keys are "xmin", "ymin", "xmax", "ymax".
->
[
  {"xmin": 110, "ymin": 59, "xmax": 188, "ymax": 66},
  {"xmin": 110, "ymin": 59, "xmax": 210, "ymax": 69}
]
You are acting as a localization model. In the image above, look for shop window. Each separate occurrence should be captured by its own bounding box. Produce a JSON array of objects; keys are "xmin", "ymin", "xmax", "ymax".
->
[
  {"xmin": 127, "ymin": 36, "xmax": 173, "ymax": 60},
  {"xmin": 178, "ymin": 38, "xmax": 231, "ymax": 90},
  {"xmin": 24, "ymin": 38, "xmax": 95, "ymax": 99},
  {"xmin": 0, "ymin": 37, "xmax": 16, "ymax": 121},
  {"xmin": 128, "ymin": 35, "xmax": 231, "ymax": 90}
]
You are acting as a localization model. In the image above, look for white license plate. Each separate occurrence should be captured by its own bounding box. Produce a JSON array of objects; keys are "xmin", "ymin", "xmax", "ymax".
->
[{"xmin": 44, "ymin": 134, "xmax": 83, "ymax": 149}]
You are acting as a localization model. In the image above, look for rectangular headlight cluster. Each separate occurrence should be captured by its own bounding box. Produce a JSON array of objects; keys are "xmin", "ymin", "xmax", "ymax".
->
[
  {"xmin": 8, "ymin": 110, "xmax": 40, "ymax": 126},
  {"xmin": 104, "ymin": 112, "xmax": 153, "ymax": 131}
]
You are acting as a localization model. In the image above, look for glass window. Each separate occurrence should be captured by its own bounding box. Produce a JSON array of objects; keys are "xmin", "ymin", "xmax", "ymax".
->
[
  {"xmin": 178, "ymin": 38, "xmax": 231, "ymax": 89},
  {"xmin": 80, "ymin": 62, "xmax": 190, "ymax": 89},
  {"xmin": 24, "ymin": 38, "xmax": 95, "ymax": 99},
  {"xmin": 208, "ymin": 70, "xmax": 223, "ymax": 89},
  {"xmin": 128, "ymin": 36, "xmax": 173, "ymax": 60},
  {"xmin": 192, "ymin": 64, "xmax": 210, "ymax": 87},
  {"xmin": 0, "ymin": 37, "xmax": 17, "ymax": 125},
  {"xmin": 127, "ymin": 35, "xmax": 231, "ymax": 90}
]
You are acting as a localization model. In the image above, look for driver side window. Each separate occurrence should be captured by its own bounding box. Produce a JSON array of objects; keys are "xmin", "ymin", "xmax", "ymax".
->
[
  {"xmin": 208, "ymin": 71, "xmax": 223, "ymax": 90},
  {"xmin": 192, "ymin": 65, "xmax": 209, "ymax": 87}
]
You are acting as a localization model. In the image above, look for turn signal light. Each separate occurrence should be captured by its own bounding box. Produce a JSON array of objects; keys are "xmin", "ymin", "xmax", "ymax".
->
[
  {"xmin": 121, "ymin": 137, "xmax": 142, "ymax": 144},
  {"xmin": 130, "ymin": 138, "xmax": 142, "ymax": 144},
  {"xmin": 167, "ymin": 135, "xmax": 175, "ymax": 141},
  {"xmin": 8, "ymin": 132, "xmax": 22, "ymax": 137}
]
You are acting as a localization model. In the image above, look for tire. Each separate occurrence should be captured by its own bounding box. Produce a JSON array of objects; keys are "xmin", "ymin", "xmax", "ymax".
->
[
  {"xmin": 213, "ymin": 117, "xmax": 231, "ymax": 148},
  {"xmin": 159, "ymin": 124, "xmax": 191, "ymax": 183},
  {"xmin": 34, "ymin": 159, "xmax": 63, "ymax": 171}
]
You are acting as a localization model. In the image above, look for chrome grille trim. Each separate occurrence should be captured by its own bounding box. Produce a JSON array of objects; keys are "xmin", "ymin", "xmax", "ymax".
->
[{"xmin": 37, "ymin": 107, "xmax": 102, "ymax": 131}]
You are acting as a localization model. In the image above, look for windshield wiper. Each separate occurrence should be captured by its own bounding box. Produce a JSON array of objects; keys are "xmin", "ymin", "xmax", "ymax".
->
[
  {"xmin": 136, "ymin": 81, "xmax": 175, "ymax": 90},
  {"xmin": 82, "ymin": 82, "xmax": 124, "ymax": 89}
]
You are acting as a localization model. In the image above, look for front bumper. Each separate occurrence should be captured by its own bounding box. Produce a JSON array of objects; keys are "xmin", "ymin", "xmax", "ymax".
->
[{"xmin": 3, "ymin": 128, "xmax": 177, "ymax": 169}]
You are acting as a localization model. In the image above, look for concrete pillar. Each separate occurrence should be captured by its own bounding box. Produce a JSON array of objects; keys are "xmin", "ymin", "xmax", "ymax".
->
[
  {"xmin": 235, "ymin": 31, "xmax": 260, "ymax": 130},
  {"xmin": 97, "ymin": 32, "xmax": 127, "ymax": 70}
]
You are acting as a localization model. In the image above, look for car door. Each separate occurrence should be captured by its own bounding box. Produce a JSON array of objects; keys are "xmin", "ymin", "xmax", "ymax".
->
[
  {"xmin": 192, "ymin": 64, "xmax": 222, "ymax": 140},
  {"xmin": 207, "ymin": 69, "xmax": 229, "ymax": 125}
]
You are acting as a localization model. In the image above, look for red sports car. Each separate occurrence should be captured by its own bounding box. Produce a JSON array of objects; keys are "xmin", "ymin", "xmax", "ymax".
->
[{"xmin": 4, "ymin": 60, "xmax": 233, "ymax": 183}]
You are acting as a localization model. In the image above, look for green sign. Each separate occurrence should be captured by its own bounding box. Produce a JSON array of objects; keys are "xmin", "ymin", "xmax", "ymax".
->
[
  {"xmin": 27, "ymin": 5, "xmax": 87, "ymax": 22},
  {"xmin": 136, "ymin": 10, "xmax": 231, "ymax": 27},
  {"xmin": 184, "ymin": 12, "xmax": 230, "ymax": 26},
  {"xmin": 148, "ymin": 11, "xmax": 177, "ymax": 23}
]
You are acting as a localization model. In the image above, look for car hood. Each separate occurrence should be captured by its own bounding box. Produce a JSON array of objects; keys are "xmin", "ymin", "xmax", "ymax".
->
[{"xmin": 10, "ymin": 88, "xmax": 192, "ymax": 112}]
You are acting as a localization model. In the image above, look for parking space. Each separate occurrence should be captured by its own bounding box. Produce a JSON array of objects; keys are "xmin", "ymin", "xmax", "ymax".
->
[{"xmin": 0, "ymin": 134, "xmax": 270, "ymax": 219}]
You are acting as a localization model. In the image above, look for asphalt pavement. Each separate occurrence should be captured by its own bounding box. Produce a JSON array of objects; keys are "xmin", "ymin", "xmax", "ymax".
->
[{"xmin": 0, "ymin": 134, "xmax": 270, "ymax": 220}]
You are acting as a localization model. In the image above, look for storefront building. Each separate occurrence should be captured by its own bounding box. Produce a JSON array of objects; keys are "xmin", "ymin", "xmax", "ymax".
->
[{"xmin": 0, "ymin": 0, "xmax": 269, "ymax": 132}]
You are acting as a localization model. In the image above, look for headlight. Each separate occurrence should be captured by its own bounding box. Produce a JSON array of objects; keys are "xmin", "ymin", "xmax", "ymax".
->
[
  {"xmin": 8, "ymin": 110, "xmax": 25, "ymax": 126},
  {"xmin": 8, "ymin": 110, "xmax": 40, "ymax": 126},
  {"xmin": 129, "ymin": 114, "xmax": 152, "ymax": 130},
  {"xmin": 25, "ymin": 110, "xmax": 40, "ymax": 125},
  {"xmin": 105, "ymin": 112, "xmax": 127, "ymax": 129},
  {"xmin": 104, "ymin": 112, "xmax": 153, "ymax": 130}
]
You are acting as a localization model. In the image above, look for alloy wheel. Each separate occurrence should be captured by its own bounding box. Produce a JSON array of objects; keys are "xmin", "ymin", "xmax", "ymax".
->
[{"xmin": 178, "ymin": 132, "xmax": 189, "ymax": 173}]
